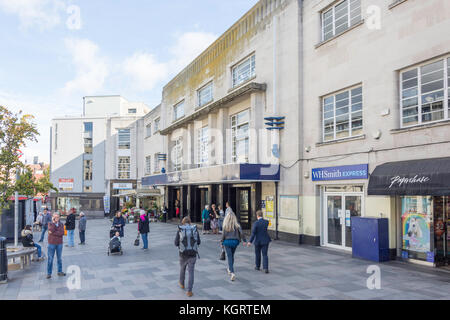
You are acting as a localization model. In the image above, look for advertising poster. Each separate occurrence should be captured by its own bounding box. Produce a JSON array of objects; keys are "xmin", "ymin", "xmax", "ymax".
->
[
  {"xmin": 401, "ymin": 196, "xmax": 431, "ymax": 253},
  {"xmin": 103, "ymin": 196, "xmax": 110, "ymax": 214},
  {"xmin": 266, "ymin": 196, "xmax": 274, "ymax": 218}
]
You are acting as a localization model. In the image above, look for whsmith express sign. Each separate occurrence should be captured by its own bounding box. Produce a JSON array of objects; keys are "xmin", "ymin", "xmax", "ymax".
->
[{"xmin": 312, "ymin": 164, "xmax": 368, "ymax": 181}]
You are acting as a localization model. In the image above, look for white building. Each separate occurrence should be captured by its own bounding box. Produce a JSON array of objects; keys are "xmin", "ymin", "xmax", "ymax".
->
[{"xmin": 49, "ymin": 96, "xmax": 150, "ymax": 217}]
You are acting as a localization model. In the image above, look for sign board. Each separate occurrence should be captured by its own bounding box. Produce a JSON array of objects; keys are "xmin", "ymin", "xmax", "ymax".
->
[
  {"xmin": 59, "ymin": 178, "xmax": 74, "ymax": 191},
  {"xmin": 312, "ymin": 164, "xmax": 368, "ymax": 181},
  {"xmin": 103, "ymin": 196, "xmax": 110, "ymax": 214},
  {"xmin": 280, "ymin": 195, "xmax": 299, "ymax": 220},
  {"xmin": 113, "ymin": 183, "xmax": 133, "ymax": 190},
  {"xmin": 265, "ymin": 196, "xmax": 274, "ymax": 218}
]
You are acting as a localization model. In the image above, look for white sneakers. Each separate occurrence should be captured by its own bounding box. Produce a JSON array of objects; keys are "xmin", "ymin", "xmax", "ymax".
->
[
  {"xmin": 227, "ymin": 268, "xmax": 231, "ymax": 275},
  {"xmin": 230, "ymin": 273, "xmax": 236, "ymax": 281}
]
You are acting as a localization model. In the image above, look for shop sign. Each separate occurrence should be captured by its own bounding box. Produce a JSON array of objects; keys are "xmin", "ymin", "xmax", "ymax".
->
[
  {"xmin": 59, "ymin": 178, "xmax": 74, "ymax": 190},
  {"xmin": 266, "ymin": 196, "xmax": 274, "ymax": 218},
  {"xmin": 312, "ymin": 164, "xmax": 368, "ymax": 181},
  {"xmin": 103, "ymin": 196, "xmax": 110, "ymax": 214},
  {"xmin": 113, "ymin": 183, "xmax": 133, "ymax": 190}
]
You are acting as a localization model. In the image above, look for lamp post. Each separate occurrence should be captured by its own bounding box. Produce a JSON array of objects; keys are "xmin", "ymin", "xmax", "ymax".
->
[{"xmin": 14, "ymin": 168, "xmax": 19, "ymax": 247}]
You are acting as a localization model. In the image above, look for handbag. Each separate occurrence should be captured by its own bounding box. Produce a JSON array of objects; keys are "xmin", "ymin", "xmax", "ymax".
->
[
  {"xmin": 134, "ymin": 234, "xmax": 140, "ymax": 246},
  {"xmin": 63, "ymin": 224, "xmax": 67, "ymax": 236},
  {"xmin": 219, "ymin": 246, "xmax": 226, "ymax": 261}
]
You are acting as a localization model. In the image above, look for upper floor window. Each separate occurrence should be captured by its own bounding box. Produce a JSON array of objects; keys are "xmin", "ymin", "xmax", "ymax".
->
[
  {"xmin": 54, "ymin": 123, "xmax": 58, "ymax": 150},
  {"xmin": 154, "ymin": 118, "xmax": 160, "ymax": 133},
  {"xmin": 198, "ymin": 82, "xmax": 213, "ymax": 107},
  {"xmin": 197, "ymin": 126, "xmax": 209, "ymax": 167},
  {"xmin": 323, "ymin": 86, "xmax": 363, "ymax": 142},
  {"xmin": 173, "ymin": 101, "xmax": 185, "ymax": 121},
  {"xmin": 145, "ymin": 156, "xmax": 151, "ymax": 175},
  {"xmin": 83, "ymin": 122, "xmax": 93, "ymax": 154},
  {"xmin": 128, "ymin": 108, "xmax": 137, "ymax": 114},
  {"xmin": 118, "ymin": 129, "xmax": 131, "ymax": 149},
  {"xmin": 118, "ymin": 156, "xmax": 130, "ymax": 179},
  {"xmin": 146, "ymin": 123, "xmax": 152, "ymax": 138},
  {"xmin": 321, "ymin": 0, "xmax": 361, "ymax": 42},
  {"xmin": 154, "ymin": 153, "xmax": 160, "ymax": 173},
  {"xmin": 83, "ymin": 160, "xmax": 93, "ymax": 181},
  {"xmin": 231, "ymin": 109, "xmax": 250, "ymax": 163},
  {"xmin": 173, "ymin": 137, "xmax": 183, "ymax": 171},
  {"xmin": 232, "ymin": 55, "xmax": 255, "ymax": 88},
  {"xmin": 401, "ymin": 57, "xmax": 450, "ymax": 127}
]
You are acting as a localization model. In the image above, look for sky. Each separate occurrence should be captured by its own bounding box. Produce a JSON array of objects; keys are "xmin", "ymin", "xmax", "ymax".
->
[{"xmin": 0, "ymin": 0, "xmax": 259, "ymax": 164}]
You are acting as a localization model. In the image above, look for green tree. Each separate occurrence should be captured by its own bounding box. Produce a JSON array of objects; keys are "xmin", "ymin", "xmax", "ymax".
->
[
  {"xmin": 0, "ymin": 106, "xmax": 39, "ymax": 208},
  {"xmin": 14, "ymin": 167, "xmax": 57, "ymax": 198}
]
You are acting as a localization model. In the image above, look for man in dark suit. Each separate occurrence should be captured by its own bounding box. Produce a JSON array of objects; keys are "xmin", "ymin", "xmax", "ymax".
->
[{"xmin": 248, "ymin": 210, "xmax": 272, "ymax": 273}]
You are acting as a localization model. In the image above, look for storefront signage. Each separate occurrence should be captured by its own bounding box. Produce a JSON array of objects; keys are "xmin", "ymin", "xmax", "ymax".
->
[
  {"xmin": 103, "ymin": 196, "xmax": 110, "ymax": 214},
  {"xmin": 59, "ymin": 178, "xmax": 74, "ymax": 191},
  {"xmin": 113, "ymin": 183, "xmax": 133, "ymax": 190},
  {"xmin": 265, "ymin": 196, "xmax": 274, "ymax": 218},
  {"xmin": 312, "ymin": 164, "xmax": 368, "ymax": 181},
  {"xmin": 389, "ymin": 175, "xmax": 430, "ymax": 189}
]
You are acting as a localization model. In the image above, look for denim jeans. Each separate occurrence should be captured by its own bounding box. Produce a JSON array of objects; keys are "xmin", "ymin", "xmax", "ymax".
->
[
  {"xmin": 254, "ymin": 244, "xmax": 269, "ymax": 270},
  {"xmin": 34, "ymin": 243, "xmax": 42, "ymax": 258},
  {"xmin": 67, "ymin": 229, "xmax": 75, "ymax": 246},
  {"xmin": 224, "ymin": 245, "xmax": 237, "ymax": 273},
  {"xmin": 141, "ymin": 233, "xmax": 148, "ymax": 249},
  {"xmin": 79, "ymin": 230, "xmax": 85, "ymax": 244},
  {"xmin": 218, "ymin": 219, "xmax": 224, "ymax": 231},
  {"xmin": 39, "ymin": 226, "xmax": 48, "ymax": 242},
  {"xmin": 47, "ymin": 244, "xmax": 63, "ymax": 275},
  {"xmin": 179, "ymin": 255, "xmax": 196, "ymax": 292}
]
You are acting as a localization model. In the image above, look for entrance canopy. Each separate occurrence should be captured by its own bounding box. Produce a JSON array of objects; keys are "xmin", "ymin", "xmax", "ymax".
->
[{"xmin": 368, "ymin": 157, "xmax": 450, "ymax": 196}]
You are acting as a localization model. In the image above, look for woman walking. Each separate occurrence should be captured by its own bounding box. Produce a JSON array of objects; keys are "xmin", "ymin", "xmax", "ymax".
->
[
  {"xmin": 221, "ymin": 213, "xmax": 248, "ymax": 281},
  {"xmin": 210, "ymin": 204, "xmax": 219, "ymax": 235},
  {"xmin": 202, "ymin": 205, "xmax": 210, "ymax": 234},
  {"xmin": 113, "ymin": 211, "xmax": 126, "ymax": 237},
  {"xmin": 138, "ymin": 210, "xmax": 150, "ymax": 250}
]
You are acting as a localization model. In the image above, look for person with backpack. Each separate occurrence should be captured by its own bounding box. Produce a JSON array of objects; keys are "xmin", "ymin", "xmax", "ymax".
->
[
  {"xmin": 174, "ymin": 216, "xmax": 201, "ymax": 297},
  {"xmin": 65, "ymin": 208, "xmax": 76, "ymax": 247},
  {"xmin": 221, "ymin": 212, "xmax": 247, "ymax": 281},
  {"xmin": 138, "ymin": 210, "xmax": 150, "ymax": 250}
]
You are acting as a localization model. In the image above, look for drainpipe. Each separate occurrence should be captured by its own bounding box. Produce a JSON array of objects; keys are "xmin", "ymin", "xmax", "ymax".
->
[
  {"xmin": 273, "ymin": 15, "xmax": 279, "ymax": 241},
  {"xmin": 275, "ymin": 181, "xmax": 279, "ymax": 240}
]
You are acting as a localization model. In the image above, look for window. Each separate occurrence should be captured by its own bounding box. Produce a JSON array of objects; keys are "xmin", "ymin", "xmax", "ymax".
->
[
  {"xmin": 401, "ymin": 57, "xmax": 450, "ymax": 127},
  {"xmin": 118, "ymin": 156, "xmax": 130, "ymax": 179},
  {"xmin": 83, "ymin": 122, "xmax": 93, "ymax": 154},
  {"xmin": 83, "ymin": 160, "xmax": 93, "ymax": 181},
  {"xmin": 198, "ymin": 82, "xmax": 213, "ymax": 107},
  {"xmin": 231, "ymin": 110, "xmax": 250, "ymax": 163},
  {"xmin": 54, "ymin": 123, "xmax": 58, "ymax": 150},
  {"xmin": 146, "ymin": 123, "xmax": 152, "ymax": 138},
  {"xmin": 145, "ymin": 156, "xmax": 151, "ymax": 175},
  {"xmin": 154, "ymin": 153, "xmax": 160, "ymax": 173},
  {"xmin": 232, "ymin": 55, "xmax": 255, "ymax": 88},
  {"xmin": 173, "ymin": 101, "xmax": 185, "ymax": 121},
  {"xmin": 323, "ymin": 86, "xmax": 363, "ymax": 142},
  {"xmin": 83, "ymin": 185, "xmax": 92, "ymax": 193},
  {"xmin": 197, "ymin": 126, "xmax": 209, "ymax": 167},
  {"xmin": 172, "ymin": 137, "xmax": 183, "ymax": 171},
  {"xmin": 128, "ymin": 108, "xmax": 137, "ymax": 114},
  {"xmin": 321, "ymin": 0, "xmax": 361, "ymax": 42},
  {"xmin": 154, "ymin": 118, "xmax": 160, "ymax": 133},
  {"xmin": 118, "ymin": 129, "xmax": 131, "ymax": 149}
]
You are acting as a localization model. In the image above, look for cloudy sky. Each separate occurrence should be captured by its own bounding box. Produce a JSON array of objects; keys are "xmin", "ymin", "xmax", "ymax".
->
[{"xmin": 0, "ymin": 0, "xmax": 258, "ymax": 164}]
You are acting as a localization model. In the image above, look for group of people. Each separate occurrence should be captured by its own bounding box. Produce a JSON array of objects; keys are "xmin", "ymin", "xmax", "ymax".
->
[
  {"xmin": 201, "ymin": 201, "xmax": 235, "ymax": 234},
  {"xmin": 22, "ymin": 208, "xmax": 87, "ymax": 279},
  {"xmin": 111, "ymin": 210, "xmax": 150, "ymax": 250},
  {"xmin": 175, "ymin": 205, "xmax": 271, "ymax": 297}
]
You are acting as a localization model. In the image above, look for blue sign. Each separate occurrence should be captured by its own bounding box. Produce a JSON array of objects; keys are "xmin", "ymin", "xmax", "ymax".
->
[{"xmin": 312, "ymin": 164, "xmax": 368, "ymax": 181}]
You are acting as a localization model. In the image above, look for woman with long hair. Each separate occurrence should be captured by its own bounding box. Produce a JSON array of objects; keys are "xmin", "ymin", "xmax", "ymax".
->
[{"xmin": 221, "ymin": 213, "xmax": 247, "ymax": 281}]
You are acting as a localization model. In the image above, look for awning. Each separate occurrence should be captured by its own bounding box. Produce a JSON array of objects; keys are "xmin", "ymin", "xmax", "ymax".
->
[
  {"xmin": 368, "ymin": 157, "xmax": 450, "ymax": 196},
  {"xmin": 112, "ymin": 189, "xmax": 162, "ymax": 198}
]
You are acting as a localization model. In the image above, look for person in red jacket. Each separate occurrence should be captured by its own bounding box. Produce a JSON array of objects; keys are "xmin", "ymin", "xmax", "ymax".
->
[{"xmin": 46, "ymin": 213, "xmax": 66, "ymax": 279}]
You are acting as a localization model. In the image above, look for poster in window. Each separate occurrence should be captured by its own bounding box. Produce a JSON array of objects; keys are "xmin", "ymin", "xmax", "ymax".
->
[{"xmin": 401, "ymin": 196, "xmax": 431, "ymax": 253}]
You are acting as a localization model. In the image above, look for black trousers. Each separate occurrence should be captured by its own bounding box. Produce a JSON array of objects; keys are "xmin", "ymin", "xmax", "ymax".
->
[{"xmin": 254, "ymin": 244, "xmax": 269, "ymax": 270}]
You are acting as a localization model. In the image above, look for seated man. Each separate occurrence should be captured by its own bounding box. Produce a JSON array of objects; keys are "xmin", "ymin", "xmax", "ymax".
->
[{"xmin": 21, "ymin": 225, "xmax": 45, "ymax": 261}]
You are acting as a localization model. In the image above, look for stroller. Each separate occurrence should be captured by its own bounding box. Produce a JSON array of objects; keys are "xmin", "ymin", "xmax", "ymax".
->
[{"xmin": 108, "ymin": 226, "xmax": 123, "ymax": 256}]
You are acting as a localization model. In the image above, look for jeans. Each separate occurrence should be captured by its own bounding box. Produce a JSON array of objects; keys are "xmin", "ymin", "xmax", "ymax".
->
[
  {"xmin": 79, "ymin": 230, "xmax": 85, "ymax": 244},
  {"xmin": 224, "ymin": 245, "xmax": 237, "ymax": 273},
  {"xmin": 47, "ymin": 244, "xmax": 63, "ymax": 275},
  {"xmin": 67, "ymin": 229, "xmax": 75, "ymax": 246},
  {"xmin": 39, "ymin": 226, "xmax": 48, "ymax": 242},
  {"xmin": 141, "ymin": 233, "xmax": 148, "ymax": 249},
  {"xmin": 34, "ymin": 243, "xmax": 42, "ymax": 258},
  {"xmin": 218, "ymin": 219, "xmax": 224, "ymax": 231},
  {"xmin": 179, "ymin": 255, "xmax": 196, "ymax": 292},
  {"xmin": 254, "ymin": 244, "xmax": 269, "ymax": 270}
]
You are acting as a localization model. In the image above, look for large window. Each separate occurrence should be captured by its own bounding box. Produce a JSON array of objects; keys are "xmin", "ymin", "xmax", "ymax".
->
[
  {"xmin": 173, "ymin": 101, "xmax": 185, "ymax": 121},
  {"xmin": 197, "ymin": 126, "xmax": 209, "ymax": 167},
  {"xmin": 145, "ymin": 156, "xmax": 151, "ymax": 175},
  {"xmin": 118, "ymin": 156, "xmax": 130, "ymax": 179},
  {"xmin": 232, "ymin": 55, "xmax": 255, "ymax": 88},
  {"xmin": 231, "ymin": 110, "xmax": 250, "ymax": 163},
  {"xmin": 83, "ymin": 160, "xmax": 93, "ymax": 181},
  {"xmin": 323, "ymin": 86, "xmax": 363, "ymax": 142},
  {"xmin": 198, "ymin": 82, "xmax": 213, "ymax": 107},
  {"xmin": 128, "ymin": 108, "xmax": 137, "ymax": 114},
  {"xmin": 401, "ymin": 57, "xmax": 450, "ymax": 127},
  {"xmin": 322, "ymin": 0, "xmax": 361, "ymax": 42},
  {"xmin": 154, "ymin": 118, "xmax": 160, "ymax": 133},
  {"xmin": 154, "ymin": 153, "xmax": 160, "ymax": 173},
  {"xmin": 83, "ymin": 122, "xmax": 93, "ymax": 154},
  {"xmin": 173, "ymin": 137, "xmax": 182, "ymax": 171},
  {"xmin": 146, "ymin": 123, "xmax": 152, "ymax": 138},
  {"xmin": 118, "ymin": 129, "xmax": 131, "ymax": 149}
]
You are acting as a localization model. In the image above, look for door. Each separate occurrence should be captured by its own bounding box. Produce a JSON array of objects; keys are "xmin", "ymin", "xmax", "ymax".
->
[
  {"xmin": 324, "ymin": 193, "xmax": 362, "ymax": 250},
  {"xmin": 237, "ymin": 189, "xmax": 250, "ymax": 230}
]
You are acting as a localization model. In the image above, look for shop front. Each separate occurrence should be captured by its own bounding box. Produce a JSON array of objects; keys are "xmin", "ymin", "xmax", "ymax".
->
[{"xmin": 368, "ymin": 157, "xmax": 450, "ymax": 267}]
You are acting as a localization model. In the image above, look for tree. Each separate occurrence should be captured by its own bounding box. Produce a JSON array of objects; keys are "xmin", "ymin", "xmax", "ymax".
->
[
  {"xmin": 0, "ymin": 106, "xmax": 39, "ymax": 209},
  {"xmin": 14, "ymin": 166, "xmax": 57, "ymax": 198}
]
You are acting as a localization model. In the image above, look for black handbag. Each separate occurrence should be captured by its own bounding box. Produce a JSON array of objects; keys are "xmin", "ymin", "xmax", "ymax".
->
[
  {"xmin": 219, "ymin": 246, "xmax": 226, "ymax": 260},
  {"xmin": 134, "ymin": 234, "xmax": 140, "ymax": 246}
]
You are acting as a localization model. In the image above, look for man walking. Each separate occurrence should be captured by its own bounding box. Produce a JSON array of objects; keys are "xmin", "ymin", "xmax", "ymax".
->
[
  {"xmin": 248, "ymin": 210, "xmax": 272, "ymax": 273},
  {"xmin": 47, "ymin": 213, "xmax": 66, "ymax": 279},
  {"xmin": 65, "ymin": 209, "xmax": 76, "ymax": 247},
  {"xmin": 78, "ymin": 212, "xmax": 87, "ymax": 245},
  {"xmin": 175, "ymin": 217, "xmax": 201, "ymax": 297},
  {"xmin": 39, "ymin": 208, "xmax": 52, "ymax": 242}
]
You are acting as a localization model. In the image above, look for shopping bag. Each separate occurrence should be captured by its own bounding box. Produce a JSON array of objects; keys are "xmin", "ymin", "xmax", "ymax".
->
[
  {"xmin": 134, "ymin": 234, "xmax": 140, "ymax": 246},
  {"xmin": 219, "ymin": 246, "xmax": 226, "ymax": 261}
]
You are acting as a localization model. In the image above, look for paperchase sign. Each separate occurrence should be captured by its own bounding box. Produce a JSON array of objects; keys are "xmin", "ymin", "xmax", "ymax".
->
[{"xmin": 312, "ymin": 164, "xmax": 368, "ymax": 181}]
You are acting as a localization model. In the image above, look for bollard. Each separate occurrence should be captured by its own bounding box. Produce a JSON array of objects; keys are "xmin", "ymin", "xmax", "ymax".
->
[{"xmin": 0, "ymin": 236, "xmax": 7, "ymax": 283}]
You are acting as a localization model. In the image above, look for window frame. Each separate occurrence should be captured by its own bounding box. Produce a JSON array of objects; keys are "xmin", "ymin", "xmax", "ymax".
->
[
  {"xmin": 145, "ymin": 155, "xmax": 152, "ymax": 175},
  {"xmin": 154, "ymin": 153, "xmax": 160, "ymax": 173},
  {"xmin": 399, "ymin": 56, "xmax": 450, "ymax": 128},
  {"xmin": 173, "ymin": 101, "xmax": 185, "ymax": 122},
  {"xmin": 146, "ymin": 123, "xmax": 152, "ymax": 138},
  {"xmin": 117, "ymin": 128, "xmax": 131, "ymax": 150},
  {"xmin": 231, "ymin": 109, "xmax": 250, "ymax": 163},
  {"xmin": 83, "ymin": 159, "xmax": 93, "ymax": 181},
  {"xmin": 197, "ymin": 126, "xmax": 209, "ymax": 167},
  {"xmin": 173, "ymin": 137, "xmax": 183, "ymax": 172},
  {"xmin": 128, "ymin": 108, "xmax": 137, "ymax": 114},
  {"xmin": 117, "ymin": 156, "xmax": 131, "ymax": 179},
  {"xmin": 154, "ymin": 118, "xmax": 160, "ymax": 133},
  {"xmin": 197, "ymin": 82, "xmax": 214, "ymax": 107},
  {"xmin": 232, "ymin": 54, "xmax": 256, "ymax": 88},
  {"xmin": 321, "ymin": 0, "xmax": 361, "ymax": 42}
]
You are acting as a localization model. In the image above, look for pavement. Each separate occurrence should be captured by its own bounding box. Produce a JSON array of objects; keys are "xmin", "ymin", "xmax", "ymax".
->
[{"xmin": 1, "ymin": 218, "xmax": 449, "ymax": 300}]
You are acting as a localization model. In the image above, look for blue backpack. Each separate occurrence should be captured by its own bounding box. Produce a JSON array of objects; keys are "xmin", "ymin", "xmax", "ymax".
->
[{"xmin": 178, "ymin": 225, "xmax": 199, "ymax": 257}]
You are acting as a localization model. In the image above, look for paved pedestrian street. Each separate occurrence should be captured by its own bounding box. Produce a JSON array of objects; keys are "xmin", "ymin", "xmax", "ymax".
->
[{"xmin": 1, "ymin": 219, "xmax": 449, "ymax": 300}]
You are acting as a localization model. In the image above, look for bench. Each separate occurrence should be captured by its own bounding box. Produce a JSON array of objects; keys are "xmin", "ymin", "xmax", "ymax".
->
[{"xmin": 6, "ymin": 247, "xmax": 38, "ymax": 270}]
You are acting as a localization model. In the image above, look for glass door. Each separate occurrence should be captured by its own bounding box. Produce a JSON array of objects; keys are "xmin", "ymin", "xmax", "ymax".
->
[
  {"xmin": 238, "ymin": 189, "xmax": 250, "ymax": 229},
  {"xmin": 344, "ymin": 195, "xmax": 362, "ymax": 248},
  {"xmin": 326, "ymin": 195, "xmax": 342, "ymax": 247}
]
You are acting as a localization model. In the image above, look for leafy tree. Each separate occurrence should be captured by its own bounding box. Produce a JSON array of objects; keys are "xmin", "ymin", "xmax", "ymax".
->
[
  {"xmin": 14, "ymin": 166, "xmax": 57, "ymax": 198},
  {"xmin": 0, "ymin": 106, "xmax": 39, "ymax": 209}
]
